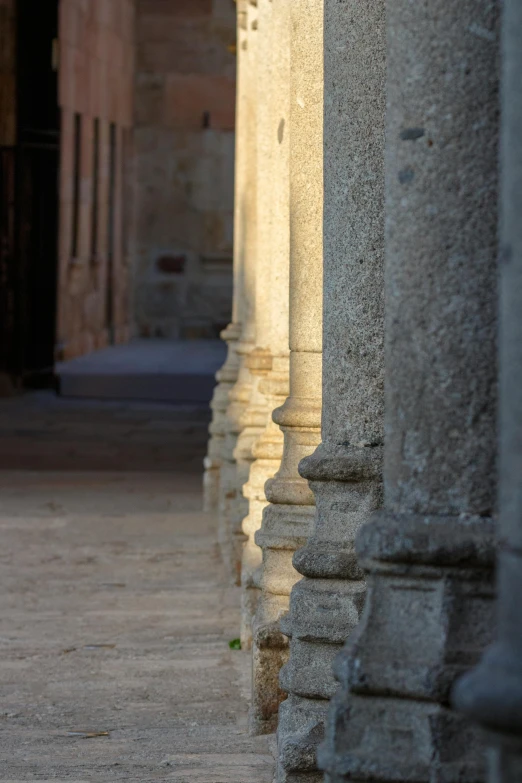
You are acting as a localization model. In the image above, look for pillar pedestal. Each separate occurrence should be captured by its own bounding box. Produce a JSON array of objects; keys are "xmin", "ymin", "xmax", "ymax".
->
[
  {"xmin": 253, "ymin": 377, "xmax": 322, "ymax": 736},
  {"xmin": 204, "ymin": 322, "xmax": 241, "ymax": 513},
  {"xmin": 241, "ymin": 355, "xmax": 288, "ymax": 650},
  {"xmin": 231, "ymin": 346, "xmax": 272, "ymax": 590}
]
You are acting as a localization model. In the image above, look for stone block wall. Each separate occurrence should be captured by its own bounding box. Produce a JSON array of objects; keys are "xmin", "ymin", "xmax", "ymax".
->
[
  {"xmin": 132, "ymin": 0, "xmax": 236, "ymax": 340},
  {"xmin": 57, "ymin": 0, "xmax": 135, "ymax": 360}
]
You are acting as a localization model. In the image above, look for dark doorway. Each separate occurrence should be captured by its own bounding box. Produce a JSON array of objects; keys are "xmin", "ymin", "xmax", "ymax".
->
[{"xmin": 0, "ymin": 0, "xmax": 60, "ymax": 391}]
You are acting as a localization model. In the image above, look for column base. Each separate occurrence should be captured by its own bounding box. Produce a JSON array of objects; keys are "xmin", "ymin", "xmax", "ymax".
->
[
  {"xmin": 280, "ymin": 578, "xmax": 366, "ymax": 697},
  {"xmin": 318, "ymin": 511, "xmax": 496, "ymax": 783},
  {"xmin": 202, "ymin": 456, "xmax": 220, "ymax": 513},
  {"xmin": 274, "ymin": 442, "xmax": 380, "ymax": 778},
  {"xmin": 251, "ymin": 502, "xmax": 315, "ymax": 735},
  {"xmin": 452, "ymin": 549, "xmax": 522, "ymax": 766},
  {"xmin": 218, "ymin": 458, "xmax": 242, "ymax": 584},
  {"xmin": 277, "ymin": 695, "xmax": 326, "ymax": 783},
  {"xmin": 320, "ymin": 689, "xmax": 486, "ymax": 783},
  {"xmin": 219, "ymin": 336, "xmax": 255, "ymax": 581},
  {"xmin": 204, "ymin": 321, "xmax": 241, "ymax": 512},
  {"xmin": 454, "ymin": 639, "xmax": 522, "ymax": 737},
  {"xmin": 240, "ymin": 360, "xmax": 288, "ymax": 649},
  {"xmin": 250, "ymin": 593, "xmax": 290, "ymax": 735},
  {"xmin": 241, "ymin": 537, "xmax": 263, "ymax": 649}
]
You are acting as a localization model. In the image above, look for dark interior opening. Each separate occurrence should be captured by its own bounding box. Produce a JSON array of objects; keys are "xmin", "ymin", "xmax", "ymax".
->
[{"xmin": 12, "ymin": 0, "xmax": 60, "ymax": 388}]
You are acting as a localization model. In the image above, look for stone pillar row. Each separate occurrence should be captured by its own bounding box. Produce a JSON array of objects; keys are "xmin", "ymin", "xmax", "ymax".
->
[
  {"xmin": 204, "ymin": 0, "xmax": 505, "ymax": 781},
  {"xmin": 207, "ymin": 0, "xmax": 322, "ymax": 737}
]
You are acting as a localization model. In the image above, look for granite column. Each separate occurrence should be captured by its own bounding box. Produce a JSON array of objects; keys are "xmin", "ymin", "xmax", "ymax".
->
[
  {"xmin": 453, "ymin": 0, "xmax": 522, "ymax": 778},
  {"xmin": 241, "ymin": 0, "xmax": 290, "ymax": 650},
  {"xmin": 235, "ymin": 0, "xmax": 274, "ymax": 632},
  {"xmin": 320, "ymin": 0, "xmax": 500, "ymax": 779},
  {"xmin": 277, "ymin": 0, "xmax": 385, "ymax": 778},
  {"xmin": 252, "ymin": 0, "xmax": 323, "ymax": 736}
]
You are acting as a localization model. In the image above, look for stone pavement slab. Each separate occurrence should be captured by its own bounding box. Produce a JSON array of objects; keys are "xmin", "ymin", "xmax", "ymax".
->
[{"xmin": 0, "ymin": 471, "xmax": 274, "ymax": 782}]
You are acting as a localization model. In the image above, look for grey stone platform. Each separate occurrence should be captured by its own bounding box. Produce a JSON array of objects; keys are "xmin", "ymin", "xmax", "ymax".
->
[{"xmin": 56, "ymin": 339, "xmax": 226, "ymax": 403}]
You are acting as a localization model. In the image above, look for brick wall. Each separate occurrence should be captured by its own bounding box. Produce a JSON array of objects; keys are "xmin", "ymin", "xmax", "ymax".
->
[
  {"xmin": 132, "ymin": 0, "xmax": 236, "ymax": 339},
  {"xmin": 57, "ymin": 0, "xmax": 135, "ymax": 359}
]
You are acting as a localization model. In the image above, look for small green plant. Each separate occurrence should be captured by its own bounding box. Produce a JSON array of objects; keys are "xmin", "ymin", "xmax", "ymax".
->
[{"xmin": 228, "ymin": 638, "xmax": 241, "ymax": 650}]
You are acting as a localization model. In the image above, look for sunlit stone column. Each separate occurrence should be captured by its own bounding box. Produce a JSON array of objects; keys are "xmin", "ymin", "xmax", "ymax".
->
[
  {"xmin": 240, "ymin": 0, "xmax": 282, "ymax": 650},
  {"xmin": 276, "ymin": 0, "xmax": 385, "ymax": 778},
  {"xmin": 252, "ymin": 0, "xmax": 323, "ymax": 736},
  {"xmin": 320, "ymin": 0, "xmax": 499, "ymax": 780},
  {"xmin": 453, "ymin": 1, "xmax": 522, "ymax": 778},
  {"xmin": 219, "ymin": 0, "xmax": 259, "ymax": 582}
]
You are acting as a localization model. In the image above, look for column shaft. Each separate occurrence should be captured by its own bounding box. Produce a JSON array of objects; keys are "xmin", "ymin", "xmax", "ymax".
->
[
  {"xmin": 252, "ymin": 0, "xmax": 323, "ymax": 737},
  {"xmin": 234, "ymin": 0, "xmax": 277, "ymax": 595},
  {"xmin": 453, "ymin": 0, "xmax": 522, "ymax": 778},
  {"xmin": 321, "ymin": 0, "xmax": 500, "ymax": 779},
  {"xmin": 219, "ymin": 0, "xmax": 259, "ymax": 583},
  {"xmin": 277, "ymin": 0, "xmax": 385, "ymax": 779},
  {"xmin": 241, "ymin": 0, "xmax": 290, "ymax": 651}
]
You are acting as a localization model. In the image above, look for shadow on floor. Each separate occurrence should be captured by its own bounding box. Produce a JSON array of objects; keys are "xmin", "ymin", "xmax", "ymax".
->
[{"xmin": 0, "ymin": 391, "xmax": 211, "ymax": 472}]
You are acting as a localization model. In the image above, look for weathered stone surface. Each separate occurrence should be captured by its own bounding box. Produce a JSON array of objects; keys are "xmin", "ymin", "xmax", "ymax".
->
[
  {"xmin": 57, "ymin": 0, "xmax": 135, "ymax": 361},
  {"xmin": 221, "ymin": 0, "xmax": 261, "ymax": 585},
  {"xmin": 254, "ymin": 0, "xmax": 325, "ymax": 750},
  {"xmin": 320, "ymin": 0, "xmax": 500, "ymax": 780},
  {"xmin": 235, "ymin": 0, "xmax": 280, "ymax": 646},
  {"xmin": 132, "ymin": 0, "xmax": 235, "ymax": 341},
  {"xmin": 276, "ymin": 0, "xmax": 385, "ymax": 778},
  {"xmin": 453, "ymin": 1, "xmax": 522, "ymax": 777},
  {"xmin": 246, "ymin": 0, "xmax": 293, "ymax": 727},
  {"xmin": 240, "ymin": 0, "xmax": 292, "ymax": 652}
]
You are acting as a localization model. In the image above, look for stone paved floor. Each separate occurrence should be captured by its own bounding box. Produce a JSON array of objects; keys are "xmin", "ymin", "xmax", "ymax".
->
[
  {"xmin": 0, "ymin": 393, "xmax": 274, "ymax": 782},
  {"xmin": 0, "ymin": 391, "xmax": 211, "ymax": 472}
]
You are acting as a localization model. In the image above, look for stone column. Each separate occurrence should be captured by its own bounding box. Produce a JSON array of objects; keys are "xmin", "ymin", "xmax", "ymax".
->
[
  {"xmin": 240, "ymin": 0, "xmax": 283, "ymax": 650},
  {"xmin": 276, "ymin": 0, "xmax": 385, "ymax": 778},
  {"xmin": 453, "ymin": 1, "xmax": 522, "ymax": 778},
  {"xmin": 203, "ymin": 0, "xmax": 249, "ymax": 515},
  {"xmin": 252, "ymin": 0, "xmax": 323, "ymax": 736},
  {"xmin": 219, "ymin": 0, "xmax": 259, "ymax": 583},
  {"xmin": 320, "ymin": 0, "xmax": 499, "ymax": 780},
  {"xmin": 232, "ymin": 0, "xmax": 277, "ymax": 596}
]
